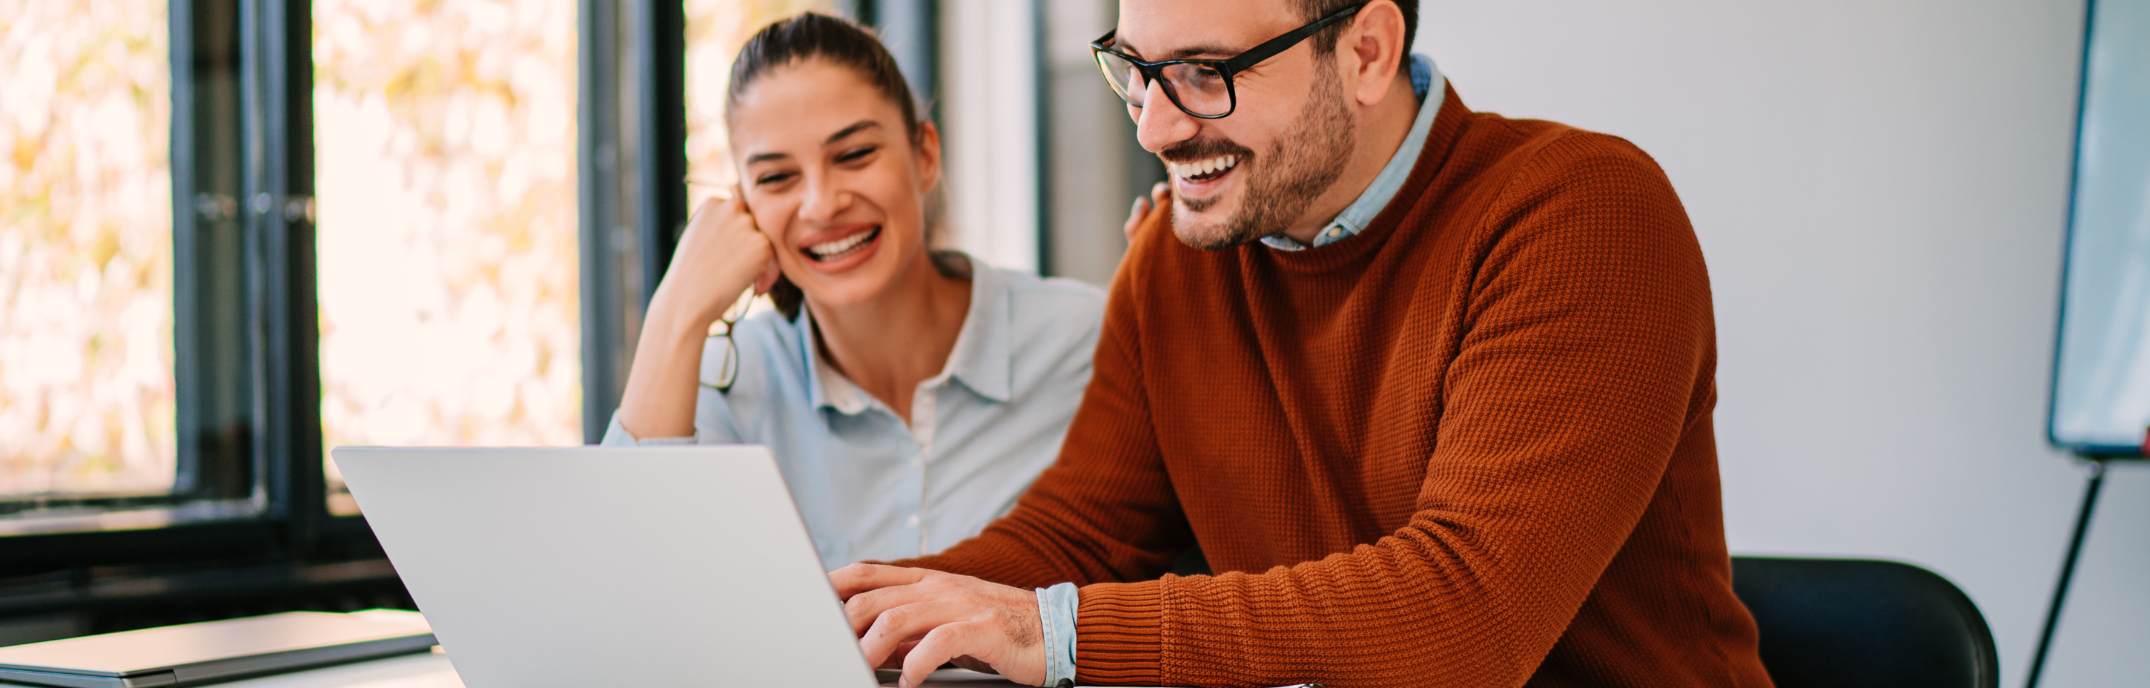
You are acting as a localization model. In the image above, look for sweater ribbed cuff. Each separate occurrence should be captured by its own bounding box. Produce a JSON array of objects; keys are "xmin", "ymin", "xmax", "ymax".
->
[{"xmin": 1074, "ymin": 581, "xmax": 1163, "ymax": 686}]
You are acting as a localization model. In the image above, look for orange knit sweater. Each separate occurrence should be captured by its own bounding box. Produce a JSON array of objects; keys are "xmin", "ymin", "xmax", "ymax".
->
[{"xmin": 896, "ymin": 86, "xmax": 1773, "ymax": 688}]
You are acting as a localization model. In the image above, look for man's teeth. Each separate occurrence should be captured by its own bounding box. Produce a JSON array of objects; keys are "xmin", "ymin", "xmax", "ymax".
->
[
  {"xmin": 1170, "ymin": 155, "xmax": 1239, "ymax": 180},
  {"xmin": 808, "ymin": 228, "xmax": 876, "ymax": 258}
]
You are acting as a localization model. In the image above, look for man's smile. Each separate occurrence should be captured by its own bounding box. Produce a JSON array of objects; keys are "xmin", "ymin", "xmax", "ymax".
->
[{"xmin": 1170, "ymin": 153, "xmax": 1242, "ymax": 200}]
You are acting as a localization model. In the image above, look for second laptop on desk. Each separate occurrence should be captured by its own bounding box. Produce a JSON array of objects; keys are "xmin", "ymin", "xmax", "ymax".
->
[{"xmin": 0, "ymin": 610, "xmax": 435, "ymax": 688}]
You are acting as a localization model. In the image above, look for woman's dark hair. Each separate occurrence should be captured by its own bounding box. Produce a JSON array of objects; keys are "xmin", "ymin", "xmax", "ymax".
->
[{"xmin": 727, "ymin": 12, "xmax": 926, "ymax": 321}]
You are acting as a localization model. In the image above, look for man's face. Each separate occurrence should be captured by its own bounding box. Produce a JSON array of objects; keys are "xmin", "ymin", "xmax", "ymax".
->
[{"xmin": 1116, "ymin": 0, "xmax": 1355, "ymax": 250}]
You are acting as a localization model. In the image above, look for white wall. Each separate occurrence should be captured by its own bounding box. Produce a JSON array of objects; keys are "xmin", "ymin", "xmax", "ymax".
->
[
  {"xmin": 1416, "ymin": 1, "xmax": 2149, "ymax": 685},
  {"xmin": 940, "ymin": 0, "xmax": 1040, "ymax": 273}
]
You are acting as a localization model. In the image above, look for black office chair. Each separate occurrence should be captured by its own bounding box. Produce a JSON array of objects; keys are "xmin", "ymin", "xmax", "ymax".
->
[{"xmin": 1732, "ymin": 556, "xmax": 1999, "ymax": 688}]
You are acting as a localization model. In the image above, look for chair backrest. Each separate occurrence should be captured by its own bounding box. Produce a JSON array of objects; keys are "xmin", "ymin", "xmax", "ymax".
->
[{"xmin": 1731, "ymin": 556, "xmax": 1998, "ymax": 688}]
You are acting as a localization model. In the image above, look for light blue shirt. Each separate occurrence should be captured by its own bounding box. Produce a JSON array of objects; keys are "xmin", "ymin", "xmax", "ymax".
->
[
  {"xmin": 602, "ymin": 254, "xmax": 1105, "ymax": 568},
  {"xmin": 1260, "ymin": 53, "xmax": 1444, "ymax": 251},
  {"xmin": 1039, "ymin": 54, "xmax": 1447, "ymax": 688}
]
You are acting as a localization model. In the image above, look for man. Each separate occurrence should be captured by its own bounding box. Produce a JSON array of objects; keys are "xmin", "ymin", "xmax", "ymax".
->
[{"xmin": 833, "ymin": 1, "xmax": 1773, "ymax": 686}]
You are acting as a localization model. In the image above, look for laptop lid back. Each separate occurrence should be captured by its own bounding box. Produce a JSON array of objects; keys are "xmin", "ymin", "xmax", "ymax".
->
[
  {"xmin": 0, "ymin": 611, "xmax": 434, "ymax": 688},
  {"xmin": 333, "ymin": 446, "xmax": 876, "ymax": 688}
]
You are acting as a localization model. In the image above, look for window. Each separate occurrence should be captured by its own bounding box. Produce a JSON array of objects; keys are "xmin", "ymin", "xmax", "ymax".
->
[
  {"xmin": 2, "ymin": 0, "xmax": 261, "ymax": 540},
  {"xmin": 1, "ymin": 0, "xmax": 178, "ymax": 500},
  {"xmin": 312, "ymin": 0, "xmax": 583, "ymax": 515},
  {"xmin": 683, "ymin": 0, "xmax": 833, "ymax": 196}
]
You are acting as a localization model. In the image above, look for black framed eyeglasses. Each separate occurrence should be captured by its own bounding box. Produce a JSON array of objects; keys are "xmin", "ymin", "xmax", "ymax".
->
[{"xmin": 1090, "ymin": 3, "xmax": 1365, "ymax": 120}]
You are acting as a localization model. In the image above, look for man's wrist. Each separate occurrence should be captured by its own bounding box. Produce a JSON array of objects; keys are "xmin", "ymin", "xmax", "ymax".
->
[{"xmin": 1034, "ymin": 582, "xmax": 1079, "ymax": 688}]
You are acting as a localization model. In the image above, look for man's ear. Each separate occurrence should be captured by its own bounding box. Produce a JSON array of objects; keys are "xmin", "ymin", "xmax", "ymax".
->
[
  {"xmin": 1342, "ymin": 0, "xmax": 1408, "ymax": 108},
  {"xmin": 914, "ymin": 119, "xmax": 944, "ymax": 193}
]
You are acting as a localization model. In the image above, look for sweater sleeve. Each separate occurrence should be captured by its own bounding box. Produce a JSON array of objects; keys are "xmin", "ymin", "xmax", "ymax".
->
[
  {"xmin": 1072, "ymin": 132, "xmax": 1718, "ymax": 687},
  {"xmin": 890, "ymin": 207, "xmax": 1195, "ymax": 590}
]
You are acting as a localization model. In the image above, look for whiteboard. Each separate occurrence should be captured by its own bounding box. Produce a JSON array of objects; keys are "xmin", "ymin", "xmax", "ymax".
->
[{"xmin": 2050, "ymin": 0, "xmax": 2150, "ymax": 452}]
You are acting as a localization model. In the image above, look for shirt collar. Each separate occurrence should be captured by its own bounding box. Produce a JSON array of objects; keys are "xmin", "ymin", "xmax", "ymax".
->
[
  {"xmin": 805, "ymin": 253, "xmax": 1012, "ymax": 415},
  {"xmin": 1262, "ymin": 53, "xmax": 1445, "ymax": 252}
]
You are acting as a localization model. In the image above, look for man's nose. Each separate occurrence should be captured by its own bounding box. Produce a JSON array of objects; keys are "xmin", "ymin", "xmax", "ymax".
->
[{"xmin": 1132, "ymin": 81, "xmax": 1200, "ymax": 155}]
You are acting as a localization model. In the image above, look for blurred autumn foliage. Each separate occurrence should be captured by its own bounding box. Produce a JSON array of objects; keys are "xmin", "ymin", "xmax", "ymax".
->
[
  {"xmin": 685, "ymin": 0, "xmax": 833, "ymax": 195},
  {"xmin": 312, "ymin": 0, "xmax": 582, "ymax": 481},
  {"xmin": 0, "ymin": 0, "xmax": 177, "ymax": 498},
  {"xmin": 0, "ymin": 0, "xmax": 839, "ymax": 501}
]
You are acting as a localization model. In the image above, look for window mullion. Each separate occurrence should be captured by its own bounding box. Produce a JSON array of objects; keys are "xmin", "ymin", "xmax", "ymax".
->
[{"xmin": 237, "ymin": 0, "xmax": 320, "ymax": 548}]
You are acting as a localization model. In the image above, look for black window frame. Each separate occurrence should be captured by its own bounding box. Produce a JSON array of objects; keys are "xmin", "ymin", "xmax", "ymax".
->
[
  {"xmin": 0, "ymin": 0, "xmax": 412, "ymax": 635},
  {"xmin": 0, "ymin": 0, "xmax": 327, "ymax": 575},
  {"xmin": 0, "ymin": 0, "xmax": 934, "ymax": 635}
]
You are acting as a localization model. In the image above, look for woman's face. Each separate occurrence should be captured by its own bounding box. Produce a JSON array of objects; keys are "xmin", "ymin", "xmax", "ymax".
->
[{"xmin": 729, "ymin": 60, "xmax": 940, "ymax": 309}]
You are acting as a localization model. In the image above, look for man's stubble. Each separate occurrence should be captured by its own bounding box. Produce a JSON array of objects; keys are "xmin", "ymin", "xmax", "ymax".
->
[{"xmin": 1173, "ymin": 60, "xmax": 1357, "ymax": 251}]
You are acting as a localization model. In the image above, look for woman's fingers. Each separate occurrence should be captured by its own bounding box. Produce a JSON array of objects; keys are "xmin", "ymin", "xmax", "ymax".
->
[
  {"xmin": 754, "ymin": 257, "xmax": 782, "ymax": 295},
  {"xmin": 1124, "ymin": 181, "xmax": 1170, "ymax": 240},
  {"xmin": 649, "ymin": 187, "xmax": 778, "ymax": 327},
  {"xmin": 726, "ymin": 185, "xmax": 784, "ymax": 296}
]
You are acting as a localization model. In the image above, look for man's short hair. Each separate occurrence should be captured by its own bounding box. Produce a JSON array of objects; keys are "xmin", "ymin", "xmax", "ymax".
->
[{"xmin": 1297, "ymin": 0, "xmax": 1418, "ymax": 54}]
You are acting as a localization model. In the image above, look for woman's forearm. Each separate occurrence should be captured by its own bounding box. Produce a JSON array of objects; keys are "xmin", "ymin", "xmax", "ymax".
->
[
  {"xmin": 614, "ymin": 194, "xmax": 774, "ymax": 441},
  {"xmin": 615, "ymin": 297, "xmax": 712, "ymax": 440}
]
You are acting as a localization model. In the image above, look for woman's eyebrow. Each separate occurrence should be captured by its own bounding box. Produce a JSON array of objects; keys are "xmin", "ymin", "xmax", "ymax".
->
[
  {"xmin": 743, "ymin": 121, "xmax": 884, "ymax": 165},
  {"xmin": 825, "ymin": 120, "xmax": 882, "ymax": 145}
]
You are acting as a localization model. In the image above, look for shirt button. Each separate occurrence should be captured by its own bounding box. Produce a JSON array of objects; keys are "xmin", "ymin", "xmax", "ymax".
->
[
  {"xmin": 1326, "ymin": 227, "xmax": 1342, "ymax": 237},
  {"xmin": 906, "ymin": 514, "xmax": 921, "ymax": 528}
]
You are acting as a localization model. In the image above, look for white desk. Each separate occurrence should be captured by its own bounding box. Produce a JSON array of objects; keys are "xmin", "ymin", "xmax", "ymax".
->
[
  {"xmin": 212, "ymin": 650, "xmax": 1029, "ymax": 688},
  {"xmin": 213, "ymin": 652, "xmax": 463, "ymax": 688}
]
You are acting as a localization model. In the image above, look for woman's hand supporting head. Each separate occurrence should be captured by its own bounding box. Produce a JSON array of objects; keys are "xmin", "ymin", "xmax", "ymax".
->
[
  {"xmin": 648, "ymin": 192, "xmax": 780, "ymax": 334},
  {"xmin": 620, "ymin": 190, "xmax": 777, "ymax": 440}
]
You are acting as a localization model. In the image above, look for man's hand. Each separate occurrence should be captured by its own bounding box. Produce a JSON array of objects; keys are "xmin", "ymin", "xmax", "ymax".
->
[{"xmin": 829, "ymin": 563, "xmax": 1047, "ymax": 688}]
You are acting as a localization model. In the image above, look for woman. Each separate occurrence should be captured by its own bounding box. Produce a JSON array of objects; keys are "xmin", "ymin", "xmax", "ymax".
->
[{"xmin": 604, "ymin": 13, "xmax": 1105, "ymax": 569}]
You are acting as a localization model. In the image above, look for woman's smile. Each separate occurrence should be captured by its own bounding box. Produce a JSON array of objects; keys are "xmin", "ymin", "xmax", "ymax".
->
[{"xmin": 796, "ymin": 222, "xmax": 884, "ymax": 272}]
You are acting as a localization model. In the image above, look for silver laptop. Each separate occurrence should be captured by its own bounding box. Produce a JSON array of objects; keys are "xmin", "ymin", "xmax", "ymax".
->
[
  {"xmin": 332, "ymin": 446, "xmax": 881, "ymax": 687},
  {"xmin": 0, "ymin": 610, "xmax": 436, "ymax": 688}
]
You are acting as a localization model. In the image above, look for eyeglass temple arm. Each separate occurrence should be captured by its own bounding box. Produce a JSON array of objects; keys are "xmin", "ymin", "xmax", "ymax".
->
[
  {"xmin": 1090, "ymin": 2, "xmax": 1366, "ymax": 71},
  {"xmin": 1222, "ymin": 3, "xmax": 1365, "ymax": 72}
]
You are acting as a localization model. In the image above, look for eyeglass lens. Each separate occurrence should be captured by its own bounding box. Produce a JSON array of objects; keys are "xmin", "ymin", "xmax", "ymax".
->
[
  {"xmin": 715, "ymin": 337, "xmax": 739, "ymax": 390},
  {"xmin": 700, "ymin": 289, "xmax": 755, "ymax": 391},
  {"xmin": 1094, "ymin": 51, "xmax": 1234, "ymax": 117}
]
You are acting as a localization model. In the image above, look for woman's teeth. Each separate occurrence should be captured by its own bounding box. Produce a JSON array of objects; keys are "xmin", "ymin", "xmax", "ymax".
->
[
  {"xmin": 805, "ymin": 226, "xmax": 880, "ymax": 261},
  {"xmin": 1170, "ymin": 155, "xmax": 1239, "ymax": 182}
]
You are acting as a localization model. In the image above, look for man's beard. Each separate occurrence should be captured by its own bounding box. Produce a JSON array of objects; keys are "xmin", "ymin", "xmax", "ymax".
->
[{"xmin": 1167, "ymin": 62, "xmax": 1356, "ymax": 251}]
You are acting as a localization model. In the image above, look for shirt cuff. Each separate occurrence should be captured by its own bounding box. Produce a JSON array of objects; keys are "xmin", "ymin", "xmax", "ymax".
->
[
  {"xmin": 599, "ymin": 412, "xmax": 700, "ymax": 446},
  {"xmin": 1035, "ymin": 582, "xmax": 1079, "ymax": 688}
]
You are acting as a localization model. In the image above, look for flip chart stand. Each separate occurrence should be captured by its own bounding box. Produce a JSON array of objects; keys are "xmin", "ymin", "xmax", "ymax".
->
[{"xmin": 2024, "ymin": 453, "xmax": 2142, "ymax": 688}]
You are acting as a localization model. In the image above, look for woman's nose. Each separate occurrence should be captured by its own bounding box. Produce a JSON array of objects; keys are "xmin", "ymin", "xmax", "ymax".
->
[{"xmin": 797, "ymin": 175, "xmax": 850, "ymax": 222}]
